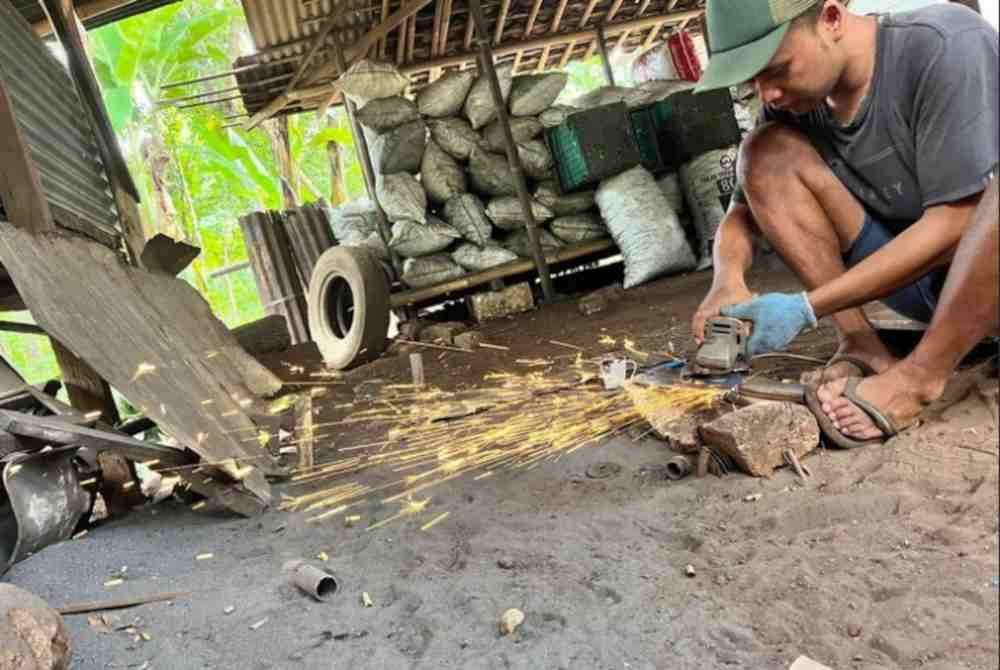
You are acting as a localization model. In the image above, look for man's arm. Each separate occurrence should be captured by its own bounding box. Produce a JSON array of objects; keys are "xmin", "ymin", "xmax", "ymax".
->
[
  {"xmin": 806, "ymin": 194, "xmax": 980, "ymax": 318},
  {"xmin": 691, "ymin": 202, "xmax": 756, "ymax": 342}
]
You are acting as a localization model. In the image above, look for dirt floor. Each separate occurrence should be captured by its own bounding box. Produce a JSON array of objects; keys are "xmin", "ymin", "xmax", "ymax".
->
[{"xmin": 6, "ymin": 260, "xmax": 999, "ymax": 670}]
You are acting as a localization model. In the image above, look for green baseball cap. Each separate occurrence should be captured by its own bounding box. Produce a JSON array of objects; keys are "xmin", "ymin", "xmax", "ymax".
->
[{"xmin": 695, "ymin": 0, "xmax": 820, "ymax": 93}]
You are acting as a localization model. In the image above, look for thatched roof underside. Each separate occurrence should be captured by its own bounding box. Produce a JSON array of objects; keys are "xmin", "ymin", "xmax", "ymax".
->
[{"xmin": 229, "ymin": 0, "xmax": 706, "ymax": 123}]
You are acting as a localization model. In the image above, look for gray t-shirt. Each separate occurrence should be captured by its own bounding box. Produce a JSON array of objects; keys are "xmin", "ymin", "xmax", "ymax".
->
[{"xmin": 733, "ymin": 4, "xmax": 999, "ymax": 233}]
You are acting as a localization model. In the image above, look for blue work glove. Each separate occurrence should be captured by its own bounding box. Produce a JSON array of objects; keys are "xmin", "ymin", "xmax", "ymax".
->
[{"xmin": 720, "ymin": 292, "xmax": 818, "ymax": 356}]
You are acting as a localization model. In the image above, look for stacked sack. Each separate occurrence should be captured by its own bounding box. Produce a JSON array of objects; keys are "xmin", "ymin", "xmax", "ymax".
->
[{"xmin": 324, "ymin": 60, "xmax": 614, "ymax": 290}]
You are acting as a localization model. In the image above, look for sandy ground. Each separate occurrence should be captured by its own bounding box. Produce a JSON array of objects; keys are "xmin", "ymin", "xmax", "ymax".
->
[{"xmin": 5, "ymin": 261, "xmax": 999, "ymax": 670}]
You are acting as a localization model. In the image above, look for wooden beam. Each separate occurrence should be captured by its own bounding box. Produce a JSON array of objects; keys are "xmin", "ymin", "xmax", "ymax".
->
[
  {"xmin": 512, "ymin": 0, "xmax": 544, "ymax": 71},
  {"xmin": 464, "ymin": 9, "xmax": 475, "ymax": 50},
  {"xmin": 438, "ymin": 0, "xmax": 453, "ymax": 55},
  {"xmin": 536, "ymin": 0, "xmax": 570, "ymax": 72},
  {"xmin": 585, "ymin": 0, "xmax": 626, "ymax": 59},
  {"xmin": 379, "ymin": 0, "xmax": 390, "ymax": 58},
  {"xmin": 398, "ymin": 15, "xmax": 409, "ymax": 63},
  {"xmin": 400, "ymin": 8, "xmax": 702, "ymax": 74},
  {"xmin": 493, "ymin": 0, "xmax": 512, "ymax": 44},
  {"xmin": 0, "ymin": 321, "xmax": 45, "ymax": 336},
  {"xmin": 0, "ymin": 86, "xmax": 55, "ymax": 234},
  {"xmin": 32, "ymin": 0, "xmax": 132, "ymax": 36},
  {"xmin": 642, "ymin": 20, "xmax": 666, "ymax": 49}
]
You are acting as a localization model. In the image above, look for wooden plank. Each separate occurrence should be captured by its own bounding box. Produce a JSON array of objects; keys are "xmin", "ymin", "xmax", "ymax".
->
[
  {"xmin": 139, "ymin": 233, "xmax": 201, "ymax": 276},
  {"xmin": 0, "ymin": 410, "xmax": 192, "ymax": 467},
  {"xmin": 0, "ymin": 227, "xmax": 283, "ymax": 508},
  {"xmin": 0, "ymin": 84, "xmax": 55, "ymax": 234},
  {"xmin": 584, "ymin": 0, "xmax": 626, "ymax": 59},
  {"xmin": 558, "ymin": 0, "xmax": 601, "ymax": 72}
]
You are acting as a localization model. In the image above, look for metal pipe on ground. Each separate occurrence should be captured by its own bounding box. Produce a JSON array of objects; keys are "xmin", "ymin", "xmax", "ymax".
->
[
  {"xmin": 468, "ymin": 0, "xmax": 555, "ymax": 303},
  {"xmin": 284, "ymin": 561, "xmax": 338, "ymax": 601},
  {"xmin": 665, "ymin": 454, "xmax": 693, "ymax": 480}
]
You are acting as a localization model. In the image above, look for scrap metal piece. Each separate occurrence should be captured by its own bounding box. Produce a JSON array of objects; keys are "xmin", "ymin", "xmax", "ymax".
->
[
  {"xmin": 1, "ymin": 446, "xmax": 90, "ymax": 575},
  {"xmin": 284, "ymin": 560, "xmax": 338, "ymax": 602}
]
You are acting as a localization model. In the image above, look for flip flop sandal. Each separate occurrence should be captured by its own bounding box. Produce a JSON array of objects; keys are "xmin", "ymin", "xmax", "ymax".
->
[
  {"xmin": 805, "ymin": 377, "xmax": 907, "ymax": 449},
  {"xmin": 802, "ymin": 355, "xmax": 878, "ymax": 388}
]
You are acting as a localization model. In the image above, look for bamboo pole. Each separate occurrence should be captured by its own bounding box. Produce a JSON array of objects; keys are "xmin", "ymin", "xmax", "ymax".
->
[
  {"xmin": 390, "ymin": 239, "xmax": 615, "ymax": 308},
  {"xmin": 467, "ymin": 0, "xmax": 554, "ymax": 302},
  {"xmin": 536, "ymin": 0, "xmax": 569, "ymax": 73},
  {"xmin": 512, "ymin": 0, "xmax": 544, "ymax": 71},
  {"xmin": 595, "ymin": 24, "xmax": 615, "ymax": 86}
]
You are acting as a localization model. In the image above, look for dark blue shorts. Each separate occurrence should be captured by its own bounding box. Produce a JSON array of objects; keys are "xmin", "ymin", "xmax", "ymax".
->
[{"xmin": 843, "ymin": 214, "xmax": 948, "ymax": 323}]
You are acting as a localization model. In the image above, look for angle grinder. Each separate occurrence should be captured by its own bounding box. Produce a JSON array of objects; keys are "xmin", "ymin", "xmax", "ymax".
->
[{"xmin": 690, "ymin": 316, "xmax": 752, "ymax": 376}]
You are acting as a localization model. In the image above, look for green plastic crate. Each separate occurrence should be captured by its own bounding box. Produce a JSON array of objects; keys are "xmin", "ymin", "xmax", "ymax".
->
[
  {"xmin": 544, "ymin": 102, "xmax": 641, "ymax": 193},
  {"xmin": 648, "ymin": 88, "xmax": 741, "ymax": 169},
  {"xmin": 629, "ymin": 106, "xmax": 669, "ymax": 175}
]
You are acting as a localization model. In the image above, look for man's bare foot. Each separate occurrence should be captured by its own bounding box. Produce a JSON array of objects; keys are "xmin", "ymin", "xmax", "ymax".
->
[
  {"xmin": 801, "ymin": 332, "xmax": 897, "ymax": 388},
  {"xmin": 815, "ymin": 362, "xmax": 946, "ymax": 440}
]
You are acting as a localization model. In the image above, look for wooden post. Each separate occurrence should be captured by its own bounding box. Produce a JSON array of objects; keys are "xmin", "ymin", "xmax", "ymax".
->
[
  {"xmin": 49, "ymin": 338, "xmax": 120, "ymax": 425},
  {"xmin": 467, "ymin": 0, "xmax": 555, "ymax": 303},
  {"xmin": 296, "ymin": 394, "xmax": 315, "ymax": 471},
  {"xmin": 595, "ymin": 24, "xmax": 616, "ymax": 86},
  {"xmin": 0, "ymin": 86, "xmax": 54, "ymax": 233},
  {"xmin": 409, "ymin": 353, "xmax": 425, "ymax": 386},
  {"xmin": 327, "ymin": 36, "xmax": 403, "ymax": 279}
]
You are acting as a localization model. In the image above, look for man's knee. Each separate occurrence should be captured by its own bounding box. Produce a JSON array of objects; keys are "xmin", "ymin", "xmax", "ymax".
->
[{"xmin": 738, "ymin": 123, "xmax": 819, "ymax": 202}]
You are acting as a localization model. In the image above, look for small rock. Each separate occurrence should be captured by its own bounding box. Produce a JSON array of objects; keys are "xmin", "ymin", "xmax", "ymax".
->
[
  {"xmin": 497, "ymin": 558, "xmax": 516, "ymax": 570},
  {"xmin": 467, "ymin": 283, "xmax": 535, "ymax": 322},
  {"xmin": 685, "ymin": 564, "xmax": 696, "ymax": 578},
  {"xmin": 361, "ymin": 592, "xmax": 374, "ymax": 608},
  {"xmin": 397, "ymin": 319, "xmax": 423, "ymax": 341},
  {"xmin": 743, "ymin": 493, "xmax": 762, "ymax": 503},
  {"xmin": 0, "ymin": 585, "xmax": 72, "ymax": 670},
  {"xmin": 700, "ymin": 402, "xmax": 819, "ymax": 477},
  {"xmin": 454, "ymin": 331, "xmax": 483, "ymax": 350},
  {"xmin": 223, "ymin": 606, "xmax": 235, "ymax": 615},
  {"xmin": 499, "ymin": 608, "xmax": 524, "ymax": 635},
  {"xmin": 419, "ymin": 321, "xmax": 466, "ymax": 345},
  {"xmin": 847, "ymin": 623, "xmax": 863, "ymax": 638},
  {"xmin": 578, "ymin": 292, "xmax": 607, "ymax": 316}
]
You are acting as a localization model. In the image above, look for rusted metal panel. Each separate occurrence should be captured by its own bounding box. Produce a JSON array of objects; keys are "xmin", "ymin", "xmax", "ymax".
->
[
  {"xmin": 284, "ymin": 202, "xmax": 336, "ymax": 287},
  {"xmin": 239, "ymin": 210, "xmax": 311, "ymax": 345},
  {"xmin": 241, "ymin": 0, "xmax": 374, "ymax": 64},
  {"xmin": 0, "ymin": 1, "xmax": 120, "ymax": 246}
]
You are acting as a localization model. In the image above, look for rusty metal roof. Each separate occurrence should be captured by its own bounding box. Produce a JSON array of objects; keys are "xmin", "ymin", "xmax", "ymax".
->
[{"xmin": 225, "ymin": 0, "xmax": 706, "ymax": 120}]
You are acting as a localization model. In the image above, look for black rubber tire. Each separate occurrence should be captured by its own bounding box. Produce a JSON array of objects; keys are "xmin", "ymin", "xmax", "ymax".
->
[{"xmin": 308, "ymin": 246, "xmax": 391, "ymax": 370}]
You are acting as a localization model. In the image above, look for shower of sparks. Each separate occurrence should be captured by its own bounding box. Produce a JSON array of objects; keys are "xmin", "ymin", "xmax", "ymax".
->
[{"xmin": 279, "ymin": 368, "xmax": 724, "ymax": 529}]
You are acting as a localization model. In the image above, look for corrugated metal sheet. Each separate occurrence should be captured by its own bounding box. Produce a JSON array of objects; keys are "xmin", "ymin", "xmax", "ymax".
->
[
  {"xmin": 241, "ymin": 0, "xmax": 375, "ymax": 65},
  {"xmin": 284, "ymin": 202, "xmax": 336, "ymax": 287},
  {"xmin": 0, "ymin": 0, "xmax": 120, "ymax": 246},
  {"xmin": 10, "ymin": 0, "xmax": 181, "ymax": 29},
  {"xmin": 239, "ymin": 210, "xmax": 311, "ymax": 345}
]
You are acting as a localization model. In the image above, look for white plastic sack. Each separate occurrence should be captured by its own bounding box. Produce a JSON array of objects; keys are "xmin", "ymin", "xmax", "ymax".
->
[
  {"xmin": 402, "ymin": 254, "xmax": 466, "ymax": 288},
  {"xmin": 539, "ymin": 105, "xmax": 579, "ymax": 128},
  {"xmin": 596, "ymin": 166, "xmax": 696, "ymax": 288},
  {"xmin": 377, "ymin": 172, "xmax": 427, "ymax": 223},
  {"xmin": 486, "ymin": 196, "xmax": 554, "ymax": 231},
  {"xmin": 502, "ymin": 228, "xmax": 563, "ymax": 258},
  {"xmin": 356, "ymin": 96, "xmax": 420, "ymax": 131},
  {"xmin": 509, "ymin": 73, "xmax": 569, "ymax": 117},
  {"xmin": 550, "ymin": 213, "xmax": 608, "ymax": 243},
  {"xmin": 656, "ymin": 173, "xmax": 686, "ymax": 216},
  {"xmin": 443, "ymin": 193, "xmax": 493, "ymax": 247},
  {"xmin": 483, "ymin": 117, "xmax": 543, "ymax": 152},
  {"xmin": 421, "ymin": 140, "xmax": 467, "ymax": 204},
  {"xmin": 389, "ymin": 217, "xmax": 461, "ymax": 258},
  {"xmin": 428, "ymin": 118, "xmax": 483, "ymax": 161},
  {"xmin": 517, "ymin": 140, "xmax": 553, "ymax": 180},
  {"xmin": 336, "ymin": 60, "xmax": 409, "ymax": 101},
  {"xmin": 469, "ymin": 148, "xmax": 516, "ymax": 197},
  {"xmin": 679, "ymin": 146, "xmax": 737, "ymax": 269},
  {"xmin": 452, "ymin": 242, "xmax": 518, "ymax": 272},
  {"xmin": 326, "ymin": 198, "xmax": 377, "ymax": 244},
  {"xmin": 464, "ymin": 63, "xmax": 514, "ymax": 130},
  {"xmin": 417, "ymin": 70, "xmax": 476, "ymax": 117},
  {"xmin": 370, "ymin": 119, "xmax": 426, "ymax": 175},
  {"xmin": 534, "ymin": 182, "xmax": 596, "ymax": 216}
]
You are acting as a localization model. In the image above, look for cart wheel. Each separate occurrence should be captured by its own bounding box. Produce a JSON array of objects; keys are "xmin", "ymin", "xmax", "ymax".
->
[{"xmin": 308, "ymin": 246, "xmax": 391, "ymax": 370}]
